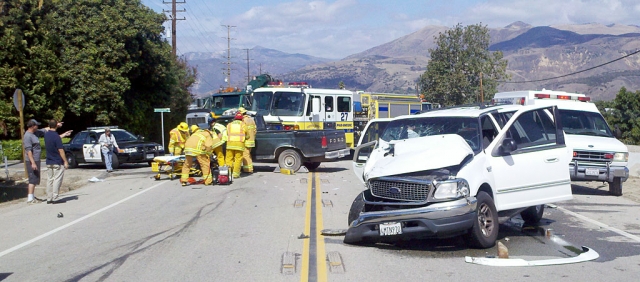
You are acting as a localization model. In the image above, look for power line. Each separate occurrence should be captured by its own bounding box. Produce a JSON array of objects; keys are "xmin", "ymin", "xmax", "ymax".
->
[{"xmin": 499, "ymin": 49, "xmax": 640, "ymax": 84}]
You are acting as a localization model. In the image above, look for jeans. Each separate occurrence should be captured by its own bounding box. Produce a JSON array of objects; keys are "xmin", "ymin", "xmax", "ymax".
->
[{"xmin": 103, "ymin": 150, "xmax": 113, "ymax": 171}]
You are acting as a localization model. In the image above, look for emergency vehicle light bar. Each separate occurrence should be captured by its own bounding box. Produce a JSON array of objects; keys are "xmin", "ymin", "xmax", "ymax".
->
[{"xmin": 534, "ymin": 93, "xmax": 590, "ymax": 102}]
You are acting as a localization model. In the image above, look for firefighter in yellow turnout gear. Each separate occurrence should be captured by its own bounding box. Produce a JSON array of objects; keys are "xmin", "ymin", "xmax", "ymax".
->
[
  {"xmin": 210, "ymin": 116, "xmax": 228, "ymax": 167},
  {"xmin": 169, "ymin": 122, "xmax": 190, "ymax": 155},
  {"xmin": 226, "ymin": 113, "xmax": 247, "ymax": 178},
  {"xmin": 239, "ymin": 108, "xmax": 256, "ymax": 173},
  {"xmin": 181, "ymin": 121, "xmax": 223, "ymax": 186}
]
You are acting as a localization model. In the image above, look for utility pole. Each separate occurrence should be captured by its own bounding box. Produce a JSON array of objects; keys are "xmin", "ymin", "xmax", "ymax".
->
[
  {"xmin": 222, "ymin": 25, "xmax": 236, "ymax": 88},
  {"xmin": 243, "ymin": 48, "xmax": 253, "ymax": 84},
  {"xmin": 163, "ymin": 0, "xmax": 186, "ymax": 57}
]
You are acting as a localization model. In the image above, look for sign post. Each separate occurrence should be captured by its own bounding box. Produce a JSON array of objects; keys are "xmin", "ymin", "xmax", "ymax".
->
[
  {"xmin": 13, "ymin": 89, "xmax": 27, "ymax": 177},
  {"xmin": 154, "ymin": 108, "xmax": 171, "ymax": 153}
]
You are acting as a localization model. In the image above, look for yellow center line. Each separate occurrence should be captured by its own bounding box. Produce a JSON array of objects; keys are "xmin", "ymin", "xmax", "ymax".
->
[
  {"xmin": 299, "ymin": 172, "xmax": 312, "ymax": 282},
  {"xmin": 315, "ymin": 173, "xmax": 328, "ymax": 282}
]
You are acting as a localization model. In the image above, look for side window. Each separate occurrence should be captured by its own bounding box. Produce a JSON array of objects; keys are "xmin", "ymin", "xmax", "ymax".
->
[
  {"xmin": 480, "ymin": 115, "xmax": 499, "ymax": 149},
  {"xmin": 306, "ymin": 95, "xmax": 320, "ymax": 116},
  {"xmin": 71, "ymin": 132, "xmax": 88, "ymax": 145},
  {"xmin": 337, "ymin": 96, "xmax": 351, "ymax": 112},
  {"xmin": 87, "ymin": 133, "xmax": 98, "ymax": 144},
  {"xmin": 507, "ymin": 109, "xmax": 556, "ymax": 149},
  {"xmin": 324, "ymin": 96, "xmax": 334, "ymax": 112}
]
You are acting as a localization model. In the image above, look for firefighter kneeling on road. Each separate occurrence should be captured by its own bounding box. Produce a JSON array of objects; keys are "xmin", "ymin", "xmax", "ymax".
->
[
  {"xmin": 239, "ymin": 107, "xmax": 256, "ymax": 173},
  {"xmin": 181, "ymin": 120, "xmax": 223, "ymax": 186},
  {"xmin": 226, "ymin": 112, "xmax": 247, "ymax": 179},
  {"xmin": 169, "ymin": 122, "xmax": 190, "ymax": 155},
  {"xmin": 210, "ymin": 115, "xmax": 228, "ymax": 167}
]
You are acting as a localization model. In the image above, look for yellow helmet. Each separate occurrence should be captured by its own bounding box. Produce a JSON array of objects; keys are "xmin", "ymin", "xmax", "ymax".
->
[
  {"xmin": 177, "ymin": 122, "xmax": 189, "ymax": 132},
  {"xmin": 238, "ymin": 107, "xmax": 247, "ymax": 114},
  {"xmin": 190, "ymin": 124, "xmax": 199, "ymax": 133}
]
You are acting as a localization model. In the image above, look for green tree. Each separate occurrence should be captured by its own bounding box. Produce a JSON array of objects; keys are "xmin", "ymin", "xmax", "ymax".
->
[
  {"xmin": 418, "ymin": 23, "xmax": 509, "ymax": 106},
  {"xmin": 601, "ymin": 87, "xmax": 640, "ymax": 144},
  {"xmin": 338, "ymin": 81, "xmax": 345, "ymax": 89},
  {"xmin": 0, "ymin": 0, "xmax": 196, "ymax": 141}
]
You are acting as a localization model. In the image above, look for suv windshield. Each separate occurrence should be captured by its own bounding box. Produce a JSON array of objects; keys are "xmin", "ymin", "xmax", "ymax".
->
[
  {"xmin": 381, "ymin": 117, "xmax": 481, "ymax": 151},
  {"xmin": 559, "ymin": 109, "xmax": 613, "ymax": 137},
  {"xmin": 111, "ymin": 130, "xmax": 139, "ymax": 142}
]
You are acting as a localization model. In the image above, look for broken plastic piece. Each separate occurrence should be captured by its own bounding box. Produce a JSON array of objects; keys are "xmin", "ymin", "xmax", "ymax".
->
[
  {"xmin": 465, "ymin": 246, "xmax": 599, "ymax": 266},
  {"xmin": 89, "ymin": 177, "xmax": 104, "ymax": 182}
]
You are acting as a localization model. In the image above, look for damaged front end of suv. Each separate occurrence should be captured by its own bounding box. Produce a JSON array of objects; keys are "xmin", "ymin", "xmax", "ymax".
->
[{"xmin": 345, "ymin": 134, "xmax": 479, "ymax": 244}]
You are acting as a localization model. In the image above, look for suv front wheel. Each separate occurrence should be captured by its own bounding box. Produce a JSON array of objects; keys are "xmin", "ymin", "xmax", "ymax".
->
[{"xmin": 464, "ymin": 191, "xmax": 498, "ymax": 249}]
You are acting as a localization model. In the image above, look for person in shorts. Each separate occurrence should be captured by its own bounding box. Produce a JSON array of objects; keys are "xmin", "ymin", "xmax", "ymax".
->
[{"xmin": 23, "ymin": 119, "xmax": 44, "ymax": 203}]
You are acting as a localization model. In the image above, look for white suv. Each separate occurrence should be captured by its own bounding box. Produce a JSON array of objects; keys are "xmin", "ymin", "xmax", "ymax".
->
[{"xmin": 348, "ymin": 104, "xmax": 573, "ymax": 248}]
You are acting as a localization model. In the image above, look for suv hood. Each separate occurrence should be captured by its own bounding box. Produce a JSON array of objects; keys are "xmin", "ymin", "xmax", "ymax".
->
[
  {"xmin": 564, "ymin": 134, "xmax": 628, "ymax": 153},
  {"xmin": 365, "ymin": 134, "xmax": 474, "ymax": 180}
]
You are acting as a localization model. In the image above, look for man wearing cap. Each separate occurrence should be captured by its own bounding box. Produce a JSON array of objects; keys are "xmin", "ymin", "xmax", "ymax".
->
[
  {"xmin": 210, "ymin": 115, "xmax": 228, "ymax": 167},
  {"xmin": 22, "ymin": 119, "xmax": 72, "ymax": 204},
  {"xmin": 226, "ymin": 112, "xmax": 247, "ymax": 179},
  {"xmin": 238, "ymin": 107, "xmax": 256, "ymax": 174},
  {"xmin": 168, "ymin": 122, "xmax": 190, "ymax": 156},
  {"xmin": 99, "ymin": 127, "xmax": 120, "ymax": 172},
  {"xmin": 181, "ymin": 120, "xmax": 223, "ymax": 186}
]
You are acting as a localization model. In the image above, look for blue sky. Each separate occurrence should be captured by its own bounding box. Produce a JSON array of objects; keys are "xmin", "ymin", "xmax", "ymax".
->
[{"xmin": 142, "ymin": 0, "xmax": 640, "ymax": 59}]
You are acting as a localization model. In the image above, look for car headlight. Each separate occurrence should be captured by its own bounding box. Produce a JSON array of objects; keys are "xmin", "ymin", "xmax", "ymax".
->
[
  {"xmin": 122, "ymin": 148, "xmax": 138, "ymax": 153},
  {"xmin": 613, "ymin": 152, "xmax": 628, "ymax": 162},
  {"xmin": 156, "ymin": 145, "xmax": 164, "ymax": 151},
  {"xmin": 433, "ymin": 179, "xmax": 470, "ymax": 200}
]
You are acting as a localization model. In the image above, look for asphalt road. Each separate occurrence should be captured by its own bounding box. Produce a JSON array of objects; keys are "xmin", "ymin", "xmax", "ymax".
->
[{"xmin": 0, "ymin": 159, "xmax": 639, "ymax": 281}]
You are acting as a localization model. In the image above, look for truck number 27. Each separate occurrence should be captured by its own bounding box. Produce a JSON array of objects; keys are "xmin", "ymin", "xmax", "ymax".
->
[{"xmin": 341, "ymin": 112, "xmax": 348, "ymax": 121}]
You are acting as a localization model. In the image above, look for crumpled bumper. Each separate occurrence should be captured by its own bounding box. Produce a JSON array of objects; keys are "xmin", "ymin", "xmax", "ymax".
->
[{"xmin": 344, "ymin": 196, "xmax": 477, "ymax": 244}]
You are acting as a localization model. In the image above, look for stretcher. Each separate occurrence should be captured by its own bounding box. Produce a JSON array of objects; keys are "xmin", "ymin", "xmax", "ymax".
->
[{"xmin": 151, "ymin": 155, "xmax": 202, "ymax": 180}]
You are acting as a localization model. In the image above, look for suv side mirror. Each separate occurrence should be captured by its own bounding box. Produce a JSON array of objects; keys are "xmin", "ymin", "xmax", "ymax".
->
[{"xmin": 498, "ymin": 138, "xmax": 517, "ymax": 155}]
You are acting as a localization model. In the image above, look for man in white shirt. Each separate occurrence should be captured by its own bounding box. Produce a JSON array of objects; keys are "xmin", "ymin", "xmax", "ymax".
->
[{"xmin": 98, "ymin": 128, "xmax": 120, "ymax": 172}]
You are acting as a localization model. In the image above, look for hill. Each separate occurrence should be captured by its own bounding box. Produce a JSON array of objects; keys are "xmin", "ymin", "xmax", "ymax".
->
[{"xmin": 187, "ymin": 22, "xmax": 640, "ymax": 101}]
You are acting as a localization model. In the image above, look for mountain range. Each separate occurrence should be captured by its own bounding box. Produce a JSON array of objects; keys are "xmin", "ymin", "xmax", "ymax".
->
[{"xmin": 186, "ymin": 22, "xmax": 640, "ymax": 101}]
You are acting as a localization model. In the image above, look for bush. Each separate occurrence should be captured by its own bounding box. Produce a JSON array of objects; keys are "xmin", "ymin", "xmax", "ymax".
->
[{"xmin": 1, "ymin": 137, "xmax": 71, "ymax": 160}]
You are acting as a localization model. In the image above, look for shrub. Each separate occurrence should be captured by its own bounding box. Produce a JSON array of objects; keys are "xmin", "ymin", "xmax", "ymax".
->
[{"xmin": 1, "ymin": 137, "xmax": 70, "ymax": 160}]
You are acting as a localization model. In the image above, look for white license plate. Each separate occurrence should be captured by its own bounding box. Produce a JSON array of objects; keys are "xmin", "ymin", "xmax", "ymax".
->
[
  {"xmin": 146, "ymin": 153, "xmax": 155, "ymax": 159},
  {"xmin": 585, "ymin": 168, "xmax": 600, "ymax": 176},
  {"xmin": 379, "ymin": 222, "xmax": 402, "ymax": 236}
]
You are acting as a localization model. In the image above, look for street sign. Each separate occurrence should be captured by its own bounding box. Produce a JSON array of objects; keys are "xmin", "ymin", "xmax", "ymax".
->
[
  {"xmin": 154, "ymin": 108, "xmax": 171, "ymax": 113},
  {"xmin": 13, "ymin": 89, "xmax": 25, "ymax": 111}
]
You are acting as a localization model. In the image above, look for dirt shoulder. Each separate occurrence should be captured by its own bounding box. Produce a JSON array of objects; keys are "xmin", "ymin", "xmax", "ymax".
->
[{"xmin": 0, "ymin": 161, "xmax": 106, "ymax": 204}]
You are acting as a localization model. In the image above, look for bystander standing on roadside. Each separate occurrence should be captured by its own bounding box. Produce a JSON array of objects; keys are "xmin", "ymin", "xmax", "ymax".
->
[
  {"xmin": 99, "ymin": 128, "xmax": 119, "ymax": 173},
  {"xmin": 22, "ymin": 119, "xmax": 72, "ymax": 204},
  {"xmin": 44, "ymin": 119, "xmax": 70, "ymax": 204},
  {"xmin": 23, "ymin": 119, "xmax": 44, "ymax": 203}
]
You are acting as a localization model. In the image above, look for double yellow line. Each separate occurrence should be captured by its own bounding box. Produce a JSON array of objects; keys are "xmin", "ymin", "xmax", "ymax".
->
[{"xmin": 300, "ymin": 172, "xmax": 327, "ymax": 282}]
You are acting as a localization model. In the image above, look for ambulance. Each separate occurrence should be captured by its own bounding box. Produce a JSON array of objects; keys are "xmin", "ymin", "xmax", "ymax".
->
[{"xmin": 492, "ymin": 89, "xmax": 629, "ymax": 196}]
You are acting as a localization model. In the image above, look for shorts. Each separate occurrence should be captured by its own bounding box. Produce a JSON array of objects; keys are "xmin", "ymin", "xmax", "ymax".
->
[{"xmin": 26, "ymin": 160, "xmax": 41, "ymax": 185}]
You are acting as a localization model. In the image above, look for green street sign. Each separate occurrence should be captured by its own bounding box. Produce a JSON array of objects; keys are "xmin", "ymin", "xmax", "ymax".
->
[{"xmin": 154, "ymin": 108, "xmax": 170, "ymax": 113}]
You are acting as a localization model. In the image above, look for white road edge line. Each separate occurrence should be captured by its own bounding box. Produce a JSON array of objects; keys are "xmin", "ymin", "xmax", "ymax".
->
[
  {"xmin": 557, "ymin": 206, "xmax": 640, "ymax": 242},
  {"xmin": 0, "ymin": 181, "xmax": 166, "ymax": 259}
]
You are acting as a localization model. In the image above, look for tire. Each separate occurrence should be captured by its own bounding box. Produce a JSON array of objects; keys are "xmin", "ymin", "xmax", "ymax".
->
[
  {"xmin": 66, "ymin": 152, "xmax": 78, "ymax": 169},
  {"xmin": 344, "ymin": 193, "xmax": 367, "ymax": 245},
  {"xmin": 521, "ymin": 205, "xmax": 545, "ymax": 224},
  {"xmin": 278, "ymin": 149, "xmax": 302, "ymax": 172},
  {"xmin": 112, "ymin": 155, "xmax": 120, "ymax": 169},
  {"xmin": 464, "ymin": 191, "xmax": 499, "ymax": 249},
  {"xmin": 609, "ymin": 177, "xmax": 623, "ymax": 196},
  {"xmin": 347, "ymin": 193, "xmax": 365, "ymax": 227},
  {"xmin": 303, "ymin": 162, "xmax": 321, "ymax": 171}
]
